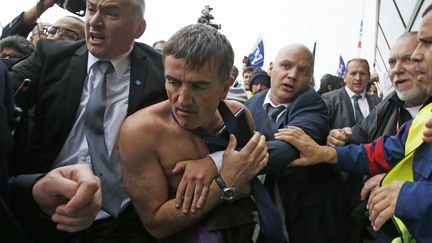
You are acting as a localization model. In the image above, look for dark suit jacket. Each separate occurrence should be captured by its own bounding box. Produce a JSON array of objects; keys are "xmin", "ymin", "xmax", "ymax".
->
[
  {"xmin": 8, "ymin": 39, "xmax": 167, "ymax": 242},
  {"xmin": 0, "ymin": 60, "xmax": 33, "ymax": 242},
  {"xmin": 10, "ymin": 39, "xmax": 167, "ymax": 174},
  {"xmin": 321, "ymin": 87, "xmax": 381, "ymax": 129},
  {"xmin": 246, "ymin": 88, "xmax": 350, "ymax": 243}
]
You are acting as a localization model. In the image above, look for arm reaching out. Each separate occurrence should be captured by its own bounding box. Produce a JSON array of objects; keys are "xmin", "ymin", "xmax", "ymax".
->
[
  {"xmin": 275, "ymin": 126, "xmax": 338, "ymax": 166},
  {"xmin": 327, "ymin": 127, "xmax": 353, "ymax": 147}
]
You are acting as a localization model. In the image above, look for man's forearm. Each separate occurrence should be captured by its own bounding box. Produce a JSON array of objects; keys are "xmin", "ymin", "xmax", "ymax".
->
[
  {"xmin": 22, "ymin": 0, "xmax": 54, "ymax": 24},
  {"xmin": 141, "ymin": 181, "xmax": 224, "ymax": 239},
  {"xmin": 321, "ymin": 145, "xmax": 338, "ymax": 164}
]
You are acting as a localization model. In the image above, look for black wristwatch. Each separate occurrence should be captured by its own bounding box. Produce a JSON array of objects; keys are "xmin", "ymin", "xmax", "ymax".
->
[{"xmin": 215, "ymin": 175, "xmax": 236, "ymax": 201}]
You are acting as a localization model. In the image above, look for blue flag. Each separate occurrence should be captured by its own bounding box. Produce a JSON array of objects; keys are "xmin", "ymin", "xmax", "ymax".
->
[
  {"xmin": 337, "ymin": 55, "xmax": 346, "ymax": 79},
  {"xmin": 248, "ymin": 36, "xmax": 264, "ymax": 68}
]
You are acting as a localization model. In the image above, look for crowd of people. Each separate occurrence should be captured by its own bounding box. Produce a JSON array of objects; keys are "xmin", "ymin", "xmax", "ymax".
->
[{"xmin": 1, "ymin": 0, "xmax": 432, "ymax": 243}]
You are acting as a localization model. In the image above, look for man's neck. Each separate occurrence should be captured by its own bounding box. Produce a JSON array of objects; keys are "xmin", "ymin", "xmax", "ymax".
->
[{"xmin": 405, "ymin": 96, "xmax": 429, "ymax": 108}]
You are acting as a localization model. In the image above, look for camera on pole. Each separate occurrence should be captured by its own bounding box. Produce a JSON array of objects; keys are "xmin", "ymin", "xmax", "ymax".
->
[{"xmin": 197, "ymin": 5, "xmax": 221, "ymax": 30}]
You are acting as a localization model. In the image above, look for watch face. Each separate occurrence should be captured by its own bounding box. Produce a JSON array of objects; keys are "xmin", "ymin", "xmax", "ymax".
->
[{"xmin": 222, "ymin": 187, "xmax": 236, "ymax": 201}]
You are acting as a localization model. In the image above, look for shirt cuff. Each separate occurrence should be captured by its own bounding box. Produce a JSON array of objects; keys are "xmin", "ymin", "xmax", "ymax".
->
[{"xmin": 208, "ymin": 151, "xmax": 223, "ymax": 173}]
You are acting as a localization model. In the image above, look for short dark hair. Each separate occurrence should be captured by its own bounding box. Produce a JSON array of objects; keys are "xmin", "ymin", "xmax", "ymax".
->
[
  {"xmin": 163, "ymin": 24, "xmax": 234, "ymax": 82},
  {"xmin": 242, "ymin": 66, "xmax": 255, "ymax": 75},
  {"xmin": 0, "ymin": 35, "xmax": 34, "ymax": 58},
  {"xmin": 422, "ymin": 3, "xmax": 432, "ymax": 17},
  {"xmin": 345, "ymin": 58, "xmax": 370, "ymax": 75},
  {"xmin": 318, "ymin": 74, "xmax": 343, "ymax": 95}
]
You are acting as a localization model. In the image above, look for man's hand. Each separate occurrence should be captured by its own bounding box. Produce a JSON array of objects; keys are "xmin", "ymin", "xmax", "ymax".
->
[
  {"xmin": 326, "ymin": 127, "xmax": 352, "ymax": 147},
  {"xmin": 32, "ymin": 164, "xmax": 101, "ymax": 232},
  {"xmin": 275, "ymin": 126, "xmax": 337, "ymax": 166},
  {"xmin": 423, "ymin": 113, "xmax": 432, "ymax": 143},
  {"xmin": 367, "ymin": 180, "xmax": 404, "ymax": 231},
  {"xmin": 172, "ymin": 157, "xmax": 217, "ymax": 214},
  {"xmin": 221, "ymin": 133, "xmax": 268, "ymax": 188},
  {"xmin": 361, "ymin": 173, "xmax": 385, "ymax": 200}
]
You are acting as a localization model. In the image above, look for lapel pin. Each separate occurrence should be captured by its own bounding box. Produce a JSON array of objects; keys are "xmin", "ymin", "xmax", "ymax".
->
[{"xmin": 134, "ymin": 80, "xmax": 142, "ymax": 86}]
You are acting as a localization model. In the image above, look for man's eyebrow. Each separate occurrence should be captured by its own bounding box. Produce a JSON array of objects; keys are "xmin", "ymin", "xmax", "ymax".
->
[
  {"xmin": 165, "ymin": 75, "xmax": 210, "ymax": 85},
  {"xmin": 165, "ymin": 75, "xmax": 179, "ymax": 81},
  {"xmin": 188, "ymin": 80, "xmax": 211, "ymax": 85}
]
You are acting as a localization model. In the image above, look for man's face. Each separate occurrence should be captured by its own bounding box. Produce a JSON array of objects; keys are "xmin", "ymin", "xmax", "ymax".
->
[
  {"xmin": 0, "ymin": 47, "xmax": 23, "ymax": 59},
  {"xmin": 412, "ymin": 11, "xmax": 432, "ymax": 96},
  {"xmin": 388, "ymin": 35, "xmax": 425, "ymax": 103},
  {"xmin": 164, "ymin": 56, "xmax": 231, "ymax": 130},
  {"xmin": 243, "ymin": 70, "xmax": 253, "ymax": 91},
  {"xmin": 270, "ymin": 45, "xmax": 313, "ymax": 105},
  {"xmin": 85, "ymin": 0, "xmax": 146, "ymax": 59},
  {"xmin": 367, "ymin": 84, "xmax": 378, "ymax": 97},
  {"xmin": 343, "ymin": 61, "xmax": 370, "ymax": 94},
  {"xmin": 251, "ymin": 82, "xmax": 269, "ymax": 94},
  {"xmin": 46, "ymin": 17, "xmax": 85, "ymax": 42}
]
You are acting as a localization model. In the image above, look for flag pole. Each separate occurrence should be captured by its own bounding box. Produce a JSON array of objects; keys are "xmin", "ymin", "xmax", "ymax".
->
[{"xmin": 357, "ymin": 0, "xmax": 366, "ymax": 57}]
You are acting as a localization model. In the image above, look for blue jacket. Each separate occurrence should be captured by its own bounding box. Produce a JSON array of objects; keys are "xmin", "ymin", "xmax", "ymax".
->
[
  {"xmin": 246, "ymin": 88, "xmax": 351, "ymax": 243},
  {"xmin": 336, "ymin": 121, "xmax": 432, "ymax": 242}
]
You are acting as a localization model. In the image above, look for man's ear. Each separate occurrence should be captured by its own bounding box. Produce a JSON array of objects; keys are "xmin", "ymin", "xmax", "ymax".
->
[{"xmin": 134, "ymin": 19, "xmax": 146, "ymax": 39}]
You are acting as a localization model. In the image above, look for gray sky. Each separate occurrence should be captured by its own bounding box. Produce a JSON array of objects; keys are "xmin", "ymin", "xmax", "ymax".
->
[{"xmin": 0, "ymin": 0, "xmax": 377, "ymax": 87}]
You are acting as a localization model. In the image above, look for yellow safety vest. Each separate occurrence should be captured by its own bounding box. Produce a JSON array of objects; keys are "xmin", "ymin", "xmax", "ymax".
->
[{"xmin": 380, "ymin": 102, "xmax": 432, "ymax": 243}]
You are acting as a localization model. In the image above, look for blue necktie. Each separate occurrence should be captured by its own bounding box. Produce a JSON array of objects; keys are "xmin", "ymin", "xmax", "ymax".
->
[
  {"xmin": 353, "ymin": 94, "xmax": 364, "ymax": 124},
  {"xmin": 84, "ymin": 61, "xmax": 123, "ymax": 217}
]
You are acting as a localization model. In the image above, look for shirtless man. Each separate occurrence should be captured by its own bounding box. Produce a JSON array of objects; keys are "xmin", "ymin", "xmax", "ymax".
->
[{"xmin": 119, "ymin": 24, "xmax": 268, "ymax": 242}]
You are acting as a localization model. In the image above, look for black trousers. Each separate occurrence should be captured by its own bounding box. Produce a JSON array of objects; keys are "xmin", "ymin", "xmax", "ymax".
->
[{"xmin": 21, "ymin": 204, "xmax": 155, "ymax": 243}]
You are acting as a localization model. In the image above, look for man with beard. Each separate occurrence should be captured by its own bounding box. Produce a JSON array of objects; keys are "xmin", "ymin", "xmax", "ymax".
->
[{"xmin": 325, "ymin": 31, "xmax": 430, "ymax": 242}]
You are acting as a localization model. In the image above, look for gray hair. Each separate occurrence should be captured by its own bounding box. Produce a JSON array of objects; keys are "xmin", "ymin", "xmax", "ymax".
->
[
  {"xmin": 134, "ymin": 0, "xmax": 145, "ymax": 19},
  {"xmin": 163, "ymin": 24, "xmax": 234, "ymax": 82}
]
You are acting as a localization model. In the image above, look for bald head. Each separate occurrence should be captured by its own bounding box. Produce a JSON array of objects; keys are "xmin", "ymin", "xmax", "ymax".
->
[
  {"xmin": 275, "ymin": 44, "xmax": 314, "ymax": 71},
  {"xmin": 47, "ymin": 16, "xmax": 85, "ymax": 42},
  {"xmin": 270, "ymin": 43, "xmax": 314, "ymax": 104}
]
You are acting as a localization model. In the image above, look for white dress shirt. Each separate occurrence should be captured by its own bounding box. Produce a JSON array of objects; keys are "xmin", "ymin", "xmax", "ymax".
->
[
  {"xmin": 345, "ymin": 86, "xmax": 370, "ymax": 119},
  {"xmin": 52, "ymin": 49, "xmax": 132, "ymax": 219}
]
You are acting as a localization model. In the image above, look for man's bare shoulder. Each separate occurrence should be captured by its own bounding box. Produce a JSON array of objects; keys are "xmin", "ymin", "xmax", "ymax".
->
[
  {"xmin": 224, "ymin": 99, "xmax": 247, "ymax": 113},
  {"xmin": 124, "ymin": 100, "xmax": 170, "ymax": 129},
  {"xmin": 120, "ymin": 101, "xmax": 172, "ymax": 167},
  {"xmin": 224, "ymin": 99, "xmax": 255, "ymax": 129}
]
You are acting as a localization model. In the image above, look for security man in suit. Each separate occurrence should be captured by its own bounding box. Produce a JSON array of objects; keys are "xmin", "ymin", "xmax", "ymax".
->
[
  {"xmin": 8, "ymin": 0, "xmax": 166, "ymax": 242},
  {"xmin": 320, "ymin": 58, "xmax": 381, "ymax": 241},
  {"xmin": 245, "ymin": 44, "xmax": 350, "ymax": 242},
  {"xmin": 1, "ymin": 60, "xmax": 102, "ymax": 243}
]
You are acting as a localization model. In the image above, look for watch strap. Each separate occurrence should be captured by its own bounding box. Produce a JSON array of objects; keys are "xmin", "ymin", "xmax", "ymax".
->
[{"xmin": 215, "ymin": 174, "xmax": 227, "ymax": 189}]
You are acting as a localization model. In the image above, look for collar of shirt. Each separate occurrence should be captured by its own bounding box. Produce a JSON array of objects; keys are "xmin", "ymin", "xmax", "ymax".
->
[
  {"xmin": 345, "ymin": 86, "xmax": 366, "ymax": 100},
  {"xmin": 87, "ymin": 47, "xmax": 133, "ymax": 78},
  {"xmin": 262, "ymin": 88, "xmax": 290, "ymax": 110}
]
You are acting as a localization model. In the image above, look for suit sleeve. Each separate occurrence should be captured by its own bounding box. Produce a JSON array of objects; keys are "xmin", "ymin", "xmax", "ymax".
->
[
  {"xmin": 1, "ymin": 12, "xmax": 36, "ymax": 39},
  {"xmin": 9, "ymin": 40, "xmax": 45, "ymax": 109},
  {"xmin": 320, "ymin": 93, "xmax": 334, "ymax": 127},
  {"xmin": 350, "ymin": 105, "xmax": 378, "ymax": 144},
  {"xmin": 264, "ymin": 89, "xmax": 329, "ymax": 173}
]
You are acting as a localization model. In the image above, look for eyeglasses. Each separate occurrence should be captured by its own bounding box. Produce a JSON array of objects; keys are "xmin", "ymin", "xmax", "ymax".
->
[
  {"xmin": 0, "ymin": 52, "xmax": 23, "ymax": 59},
  {"xmin": 43, "ymin": 26, "xmax": 81, "ymax": 41}
]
